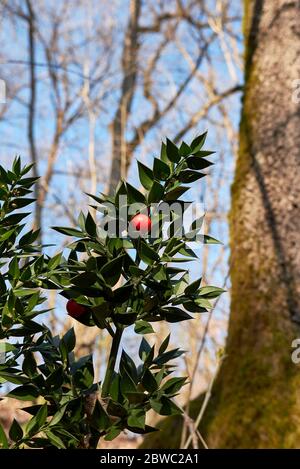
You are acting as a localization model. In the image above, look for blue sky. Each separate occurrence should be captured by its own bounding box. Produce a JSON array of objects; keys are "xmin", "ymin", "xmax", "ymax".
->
[{"xmin": 0, "ymin": 0, "xmax": 243, "ymax": 379}]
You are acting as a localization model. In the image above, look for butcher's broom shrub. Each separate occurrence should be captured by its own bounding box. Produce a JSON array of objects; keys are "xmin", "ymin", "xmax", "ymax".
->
[{"xmin": 0, "ymin": 134, "xmax": 223, "ymax": 448}]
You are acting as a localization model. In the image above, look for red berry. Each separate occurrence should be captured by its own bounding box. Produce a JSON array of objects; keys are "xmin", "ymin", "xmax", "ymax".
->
[
  {"xmin": 66, "ymin": 299, "xmax": 88, "ymax": 319},
  {"xmin": 130, "ymin": 213, "xmax": 151, "ymax": 235}
]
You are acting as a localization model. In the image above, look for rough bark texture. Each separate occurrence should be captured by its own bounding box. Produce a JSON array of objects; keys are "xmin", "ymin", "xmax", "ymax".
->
[
  {"xmin": 141, "ymin": 0, "xmax": 300, "ymax": 449},
  {"xmin": 203, "ymin": 0, "xmax": 300, "ymax": 448}
]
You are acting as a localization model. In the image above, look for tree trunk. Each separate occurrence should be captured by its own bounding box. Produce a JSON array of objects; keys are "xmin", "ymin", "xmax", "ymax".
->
[
  {"xmin": 204, "ymin": 0, "xmax": 300, "ymax": 448},
  {"xmin": 141, "ymin": 0, "xmax": 300, "ymax": 449},
  {"xmin": 108, "ymin": 0, "xmax": 141, "ymax": 195}
]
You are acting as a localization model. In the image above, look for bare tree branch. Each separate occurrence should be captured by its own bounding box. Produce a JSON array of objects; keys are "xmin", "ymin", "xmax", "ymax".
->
[{"xmin": 108, "ymin": 0, "xmax": 142, "ymax": 194}]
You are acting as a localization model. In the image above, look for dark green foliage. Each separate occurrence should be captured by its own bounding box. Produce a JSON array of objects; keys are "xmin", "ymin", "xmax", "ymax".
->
[{"xmin": 0, "ymin": 136, "xmax": 223, "ymax": 448}]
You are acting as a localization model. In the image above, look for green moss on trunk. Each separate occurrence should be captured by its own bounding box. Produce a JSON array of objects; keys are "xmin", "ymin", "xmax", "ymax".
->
[{"xmin": 141, "ymin": 0, "xmax": 300, "ymax": 449}]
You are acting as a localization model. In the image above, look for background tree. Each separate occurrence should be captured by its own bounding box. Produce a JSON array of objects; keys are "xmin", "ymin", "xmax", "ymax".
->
[
  {"xmin": 204, "ymin": 0, "xmax": 300, "ymax": 448},
  {"xmin": 142, "ymin": 0, "xmax": 300, "ymax": 449}
]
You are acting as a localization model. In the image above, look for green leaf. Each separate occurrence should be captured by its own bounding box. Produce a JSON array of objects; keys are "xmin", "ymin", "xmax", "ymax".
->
[
  {"xmin": 9, "ymin": 419, "xmax": 23, "ymax": 442},
  {"xmin": 92, "ymin": 301, "xmax": 111, "ymax": 329},
  {"xmin": 0, "ymin": 164, "xmax": 10, "ymax": 183},
  {"xmin": 161, "ymin": 377, "xmax": 187, "ymax": 395},
  {"xmin": 72, "ymin": 271, "xmax": 97, "ymax": 287},
  {"xmin": 159, "ymin": 334, "xmax": 170, "ymax": 355},
  {"xmin": 48, "ymin": 252, "xmax": 62, "ymax": 270},
  {"xmin": 166, "ymin": 138, "xmax": 180, "ymax": 163},
  {"xmin": 100, "ymin": 255, "xmax": 124, "ymax": 287},
  {"xmin": 127, "ymin": 408, "xmax": 145, "ymax": 430},
  {"xmin": 126, "ymin": 392, "xmax": 147, "ymax": 404},
  {"xmin": 137, "ymin": 161, "xmax": 154, "ymax": 191},
  {"xmin": 52, "ymin": 226, "xmax": 83, "ymax": 237},
  {"xmin": 109, "ymin": 373, "xmax": 120, "ymax": 401},
  {"xmin": 184, "ymin": 277, "xmax": 202, "ymax": 295},
  {"xmin": 138, "ymin": 240, "xmax": 159, "ymax": 265},
  {"xmin": 164, "ymin": 186, "xmax": 189, "ymax": 201},
  {"xmin": 190, "ymin": 131, "xmax": 207, "ymax": 152},
  {"xmin": 179, "ymin": 141, "xmax": 191, "ymax": 157},
  {"xmin": 148, "ymin": 180, "xmax": 164, "ymax": 203},
  {"xmin": 186, "ymin": 157, "xmax": 213, "ymax": 170},
  {"xmin": 162, "ymin": 307, "xmax": 193, "ymax": 322},
  {"xmin": 17, "ymin": 176, "xmax": 39, "ymax": 187},
  {"xmin": 25, "ymin": 404, "xmax": 47, "ymax": 437},
  {"xmin": 142, "ymin": 368, "xmax": 158, "ymax": 393},
  {"xmin": 166, "ymin": 240, "xmax": 185, "ymax": 257},
  {"xmin": 134, "ymin": 320, "xmax": 155, "ymax": 334},
  {"xmin": 9, "ymin": 198, "xmax": 36, "ymax": 210},
  {"xmin": 45, "ymin": 366, "xmax": 63, "ymax": 392},
  {"xmin": 73, "ymin": 356, "xmax": 94, "ymax": 390},
  {"xmin": 115, "ymin": 179, "xmax": 127, "ymax": 199},
  {"xmin": 49, "ymin": 403, "xmax": 68, "ymax": 427},
  {"xmin": 8, "ymin": 256, "xmax": 20, "ymax": 280},
  {"xmin": 120, "ymin": 350, "xmax": 138, "ymax": 384},
  {"xmin": 203, "ymin": 234, "xmax": 222, "ymax": 244},
  {"xmin": 153, "ymin": 158, "xmax": 170, "ymax": 180},
  {"xmin": 155, "ymin": 367, "xmax": 166, "ymax": 386},
  {"xmin": 194, "ymin": 297, "xmax": 212, "ymax": 309},
  {"xmin": 13, "ymin": 288, "xmax": 39, "ymax": 297},
  {"xmin": 0, "ymin": 422, "xmax": 8, "ymax": 449},
  {"xmin": 20, "ymin": 162, "xmax": 34, "ymax": 176},
  {"xmin": 178, "ymin": 170, "xmax": 205, "ymax": 183},
  {"xmin": 167, "ymin": 267, "xmax": 187, "ymax": 277},
  {"xmin": 198, "ymin": 286, "xmax": 226, "ymax": 298},
  {"xmin": 2, "ymin": 212, "xmax": 30, "ymax": 226},
  {"xmin": 172, "ymin": 272, "xmax": 189, "ymax": 296},
  {"xmin": 1, "ymin": 227, "xmax": 16, "ymax": 241},
  {"xmin": 150, "ymin": 396, "xmax": 181, "ymax": 416},
  {"xmin": 152, "ymin": 264, "xmax": 167, "ymax": 281},
  {"xmin": 194, "ymin": 150, "xmax": 215, "ymax": 158},
  {"xmin": 115, "ymin": 310, "xmax": 137, "ymax": 326},
  {"xmin": 183, "ymin": 301, "xmax": 206, "ymax": 313},
  {"xmin": 128, "ymin": 424, "xmax": 158, "ymax": 435},
  {"xmin": 91, "ymin": 400, "xmax": 110, "ymax": 431},
  {"xmin": 189, "ymin": 215, "xmax": 205, "ymax": 233},
  {"xmin": 154, "ymin": 348, "xmax": 184, "ymax": 365},
  {"xmin": 0, "ymin": 274, "xmax": 6, "ymax": 295},
  {"xmin": 32, "ymin": 255, "xmax": 45, "ymax": 275},
  {"xmin": 1, "ymin": 296, "xmax": 14, "ymax": 328},
  {"xmin": 85, "ymin": 211, "xmax": 97, "ymax": 236},
  {"xmin": 44, "ymin": 430, "xmax": 66, "ymax": 449},
  {"xmin": 126, "ymin": 182, "xmax": 146, "ymax": 204},
  {"xmin": 22, "ymin": 352, "xmax": 37, "ymax": 378},
  {"xmin": 0, "ymin": 372, "xmax": 30, "ymax": 385},
  {"xmin": 139, "ymin": 337, "xmax": 152, "ymax": 361},
  {"xmin": 113, "ymin": 284, "xmax": 134, "ymax": 304},
  {"xmin": 0, "ymin": 342, "xmax": 17, "ymax": 353},
  {"xmin": 104, "ymin": 425, "xmax": 122, "ymax": 441},
  {"xmin": 160, "ymin": 141, "xmax": 168, "ymax": 163},
  {"xmin": 106, "ymin": 401, "xmax": 127, "ymax": 419},
  {"xmin": 128, "ymin": 265, "xmax": 144, "ymax": 278},
  {"xmin": 62, "ymin": 327, "xmax": 76, "ymax": 352},
  {"xmin": 120, "ymin": 368, "xmax": 137, "ymax": 395},
  {"xmin": 77, "ymin": 211, "xmax": 86, "ymax": 231},
  {"xmin": 7, "ymin": 384, "xmax": 39, "ymax": 401}
]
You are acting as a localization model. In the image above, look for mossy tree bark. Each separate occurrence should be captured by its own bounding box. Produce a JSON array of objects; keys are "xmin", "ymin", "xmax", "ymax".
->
[
  {"xmin": 142, "ymin": 0, "xmax": 300, "ymax": 449},
  {"xmin": 204, "ymin": 0, "xmax": 300, "ymax": 448}
]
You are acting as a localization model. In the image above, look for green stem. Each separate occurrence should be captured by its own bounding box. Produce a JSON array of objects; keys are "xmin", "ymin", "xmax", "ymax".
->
[{"xmin": 101, "ymin": 327, "xmax": 123, "ymax": 398}]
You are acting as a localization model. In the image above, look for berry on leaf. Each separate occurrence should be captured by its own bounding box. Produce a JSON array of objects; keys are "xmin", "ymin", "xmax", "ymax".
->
[
  {"xmin": 66, "ymin": 299, "xmax": 88, "ymax": 319},
  {"xmin": 130, "ymin": 213, "xmax": 151, "ymax": 235}
]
